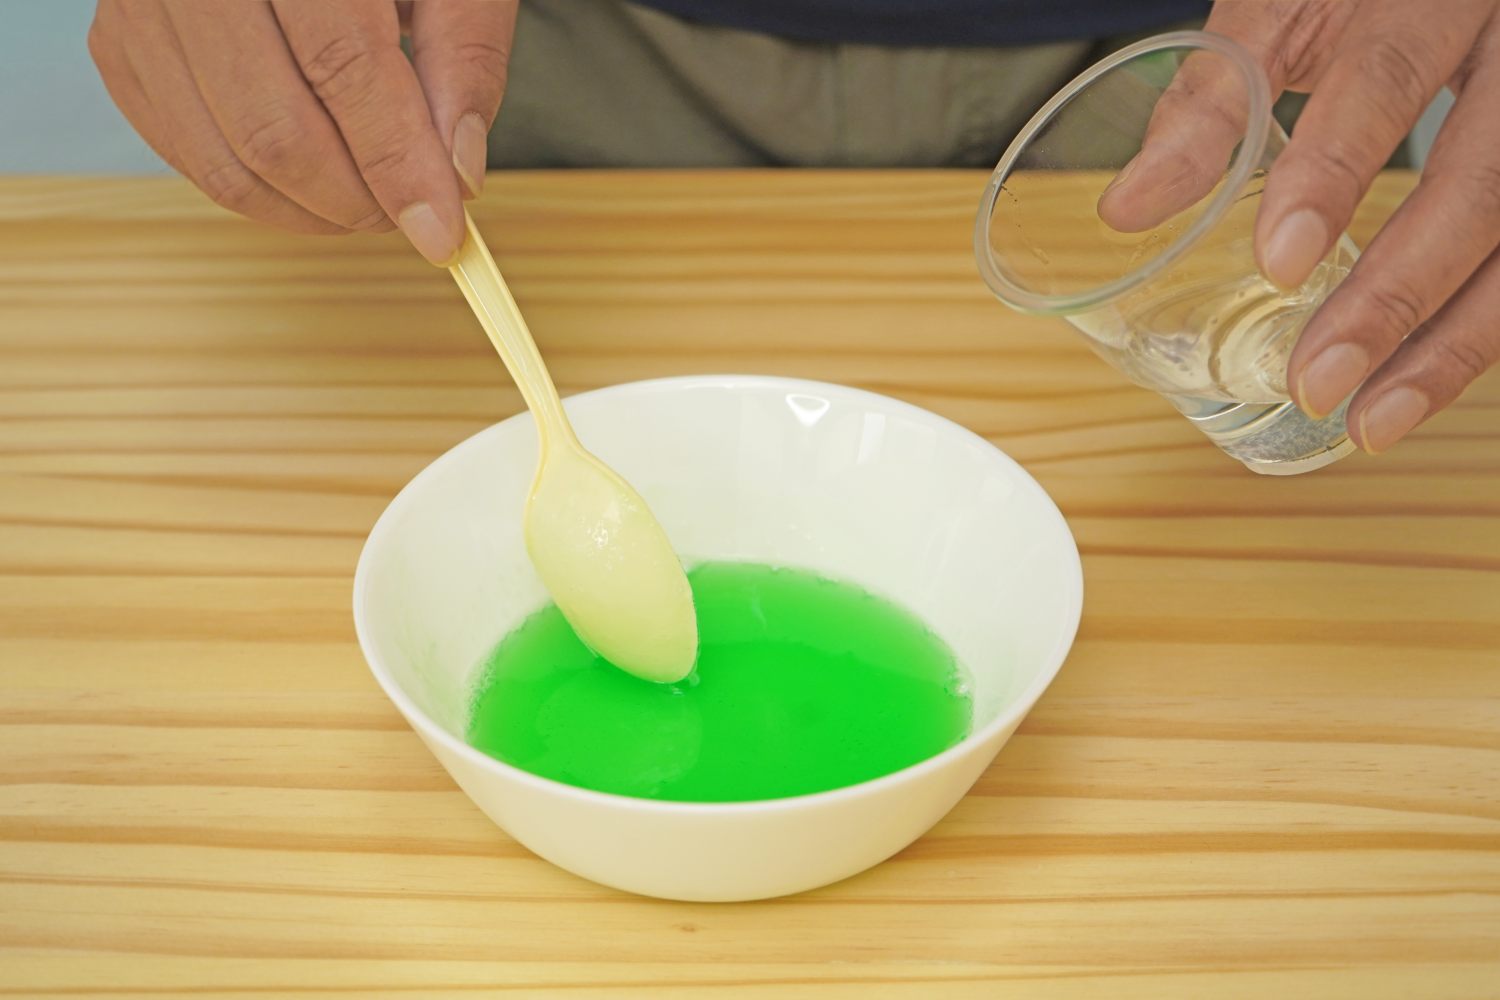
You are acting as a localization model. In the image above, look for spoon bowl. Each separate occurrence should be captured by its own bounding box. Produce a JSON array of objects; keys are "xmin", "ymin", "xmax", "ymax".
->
[{"xmin": 525, "ymin": 443, "xmax": 698, "ymax": 682}]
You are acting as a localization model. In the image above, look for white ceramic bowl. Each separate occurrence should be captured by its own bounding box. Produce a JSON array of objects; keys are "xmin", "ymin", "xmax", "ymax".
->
[{"xmin": 354, "ymin": 375, "xmax": 1082, "ymax": 901}]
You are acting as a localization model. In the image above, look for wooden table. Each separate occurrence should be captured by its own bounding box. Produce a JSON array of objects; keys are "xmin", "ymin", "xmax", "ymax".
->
[{"xmin": 1, "ymin": 172, "xmax": 1497, "ymax": 998}]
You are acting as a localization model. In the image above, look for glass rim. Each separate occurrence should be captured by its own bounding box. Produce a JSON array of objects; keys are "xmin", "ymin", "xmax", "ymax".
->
[{"xmin": 973, "ymin": 30, "xmax": 1272, "ymax": 316}]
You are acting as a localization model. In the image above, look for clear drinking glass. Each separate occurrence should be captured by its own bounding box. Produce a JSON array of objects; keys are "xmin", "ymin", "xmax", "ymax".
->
[{"xmin": 974, "ymin": 31, "xmax": 1359, "ymax": 475}]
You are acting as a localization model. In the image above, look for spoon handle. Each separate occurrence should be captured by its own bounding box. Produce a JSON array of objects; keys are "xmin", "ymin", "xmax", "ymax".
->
[{"xmin": 448, "ymin": 211, "xmax": 575, "ymax": 446}]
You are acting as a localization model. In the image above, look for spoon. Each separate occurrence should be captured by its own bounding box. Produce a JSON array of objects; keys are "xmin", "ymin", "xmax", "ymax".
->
[{"xmin": 445, "ymin": 211, "xmax": 698, "ymax": 684}]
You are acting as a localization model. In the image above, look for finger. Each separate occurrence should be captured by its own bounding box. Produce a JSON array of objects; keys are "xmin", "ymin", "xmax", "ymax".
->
[
  {"xmin": 1255, "ymin": 3, "xmax": 1487, "ymax": 289},
  {"xmin": 161, "ymin": 0, "xmax": 392, "ymax": 232},
  {"xmin": 1096, "ymin": 48, "xmax": 1257, "ymax": 233},
  {"xmin": 409, "ymin": 0, "xmax": 516, "ymax": 199},
  {"xmin": 1345, "ymin": 247, "xmax": 1500, "ymax": 454},
  {"xmin": 272, "ymin": 0, "xmax": 465, "ymax": 264},
  {"xmin": 88, "ymin": 2, "xmax": 190, "ymax": 175},
  {"xmin": 1285, "ymin": 48, "xmax": 1500, "ymax": 419},
  {"xmin": 1096, "ymin": 1, "xmax": 1313, "ymax": 232},
  {"xmin": 105, "ymin": 0, "xmax": 345, "ymax": 234}
]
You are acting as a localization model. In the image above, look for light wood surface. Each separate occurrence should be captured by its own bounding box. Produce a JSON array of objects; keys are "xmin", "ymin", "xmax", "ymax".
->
[{"xmin": 1, "ymin": 172, "xmax": 1497, "ymax": 999}]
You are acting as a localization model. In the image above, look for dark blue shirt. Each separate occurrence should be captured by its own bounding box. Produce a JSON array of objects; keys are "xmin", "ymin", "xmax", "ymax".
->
[{"xmin": 632, "ymin": 1, "xmax": 1210, "ymax": 47}]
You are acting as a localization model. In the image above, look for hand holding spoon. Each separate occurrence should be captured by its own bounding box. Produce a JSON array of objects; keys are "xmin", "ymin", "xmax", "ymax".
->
[{"xmin": 446, "ymin": 212, "xmax": 698, "ymax": 683}]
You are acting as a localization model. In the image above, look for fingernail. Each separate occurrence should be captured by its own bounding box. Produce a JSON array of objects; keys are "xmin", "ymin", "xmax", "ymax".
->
[
  {"xmin": 1101, "ymin": 153, "xmax": 1140, "ymax": 198},
  {"xmin": 1296, "ymin": 342, "xmax": 1369, "ymax": 419},
  {"xmin": 1358, "ymin": 386, "xmax": 1429, "ymax": 455},
  {"xmin": 397, "ymin": 202, "xmax": 459, "ymax": 266},
  {"xmin": 1263, "ymin": 208, "xmax": 1330, "ymax": 288},
  {"xmin": 453, "ymin": 112, "xmax": 488, "ymax": 199}
]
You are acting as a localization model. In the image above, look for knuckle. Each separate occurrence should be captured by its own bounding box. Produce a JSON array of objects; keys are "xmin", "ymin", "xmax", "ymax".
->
[
  {"xmin": 1360, "ymin": 273, "xmax": 1428, "ymax": 339},
  {"xmin": 197, "ymin": 158, "xmax": 261, "ymax": 212},
  {"xmin": 1355, "ymin": 39, "xmax": 1434, "ymax": 115},
  {"xmin": 86, "ymin": 18, "xmax": 110, "ymax": 65},
  {"xmin": 1455, "ymin": 163, "xmax": 1500, "ymax": 225},
  {"xmin": 300, "ymin": 34, "xmax": 378, "ymax": 105},
  {"xmin": 1422, "ymin": 125, "xmax": 1500, "ymax": 218},
  {"xmin": 1352, "ymin": 88, "xmax": 1421, "ymax": 147},
  {"xmin": 1420, "ymin": 160, "xmax": 1500, "ymax": 253},
  {"xmin": 1279, "ymin": 2, "xmax": 1345, "ymax": 81},
  {"xmin": 231, "ymin": 109, "xmax": 307, "ymax": 178},
  {"xmin": 1300, "ymin": 140, "xmax": 1369, "ymax": 207},
  {"xmin": 453, "ymin": 38, "xmax": 511, "ymax": 87},
  {"xmin": 353, "ymin": 141, "xmax": 413, "ymax": 185},
  {"xmin": 1430, "ymin": 331, "xmax": 1495, "ymax": 382}
]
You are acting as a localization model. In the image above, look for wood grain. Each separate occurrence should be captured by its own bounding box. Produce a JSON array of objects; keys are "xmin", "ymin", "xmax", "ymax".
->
[{"xmin": 1, "ymin": 171, "xmax": 1498, "ymax": 999}]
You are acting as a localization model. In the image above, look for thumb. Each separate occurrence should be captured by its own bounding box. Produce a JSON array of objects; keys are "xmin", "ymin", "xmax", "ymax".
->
[{"xmin": 410, "ymin": 0, "xmax": 518, "ymax": 199}]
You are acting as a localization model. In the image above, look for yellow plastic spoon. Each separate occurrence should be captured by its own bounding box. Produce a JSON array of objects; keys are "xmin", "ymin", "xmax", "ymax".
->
[{"xmin": 446, "ymin": 212, "xmax": 697, "ymax": 683}]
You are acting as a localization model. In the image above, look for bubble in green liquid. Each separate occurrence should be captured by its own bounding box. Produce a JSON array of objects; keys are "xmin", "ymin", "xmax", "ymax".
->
[{"xmin": 466, "ymin": 562, "xmax": 974, "ymax": 802}]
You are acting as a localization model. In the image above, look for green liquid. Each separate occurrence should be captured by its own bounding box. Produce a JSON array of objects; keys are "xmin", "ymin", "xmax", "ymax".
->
[{"xmin": 466, "ymin": 562, "xmax": 973, "ymax": 802}]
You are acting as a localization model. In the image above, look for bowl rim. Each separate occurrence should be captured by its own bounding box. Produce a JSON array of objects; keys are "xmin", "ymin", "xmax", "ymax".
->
[
  {"xmin": 973, "ymin": 29, "xmax": 1273, "ymax": 316},
  {"xmin": 353, "ymin": 374, "xmax": 1083, "ymax": 815}
]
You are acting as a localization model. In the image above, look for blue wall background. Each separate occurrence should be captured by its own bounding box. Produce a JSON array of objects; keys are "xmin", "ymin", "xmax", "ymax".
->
[{"xmin": 1, "ymin": 0, "xmax": 168, "ymax": 172}]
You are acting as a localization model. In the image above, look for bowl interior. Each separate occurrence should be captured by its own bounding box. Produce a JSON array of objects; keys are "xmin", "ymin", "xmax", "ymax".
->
[{"xmin": 356, "ymin": 376, "xmax": 1081, "ymax": 761}]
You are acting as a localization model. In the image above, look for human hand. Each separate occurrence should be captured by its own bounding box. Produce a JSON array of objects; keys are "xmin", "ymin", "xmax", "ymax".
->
[
  {"xmin": 88, "ymin": 0, "xmax": 517, "ymax": 264},
  {"xmin": 1100, "ymin": 0, "xmax": 1500, "ymax": 453}
]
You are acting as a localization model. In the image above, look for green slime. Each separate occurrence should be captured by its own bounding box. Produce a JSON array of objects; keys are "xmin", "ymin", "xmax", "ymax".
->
[{"xmin": 467, "ymin": 562, "xmax": 973, "ymax": 802}]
